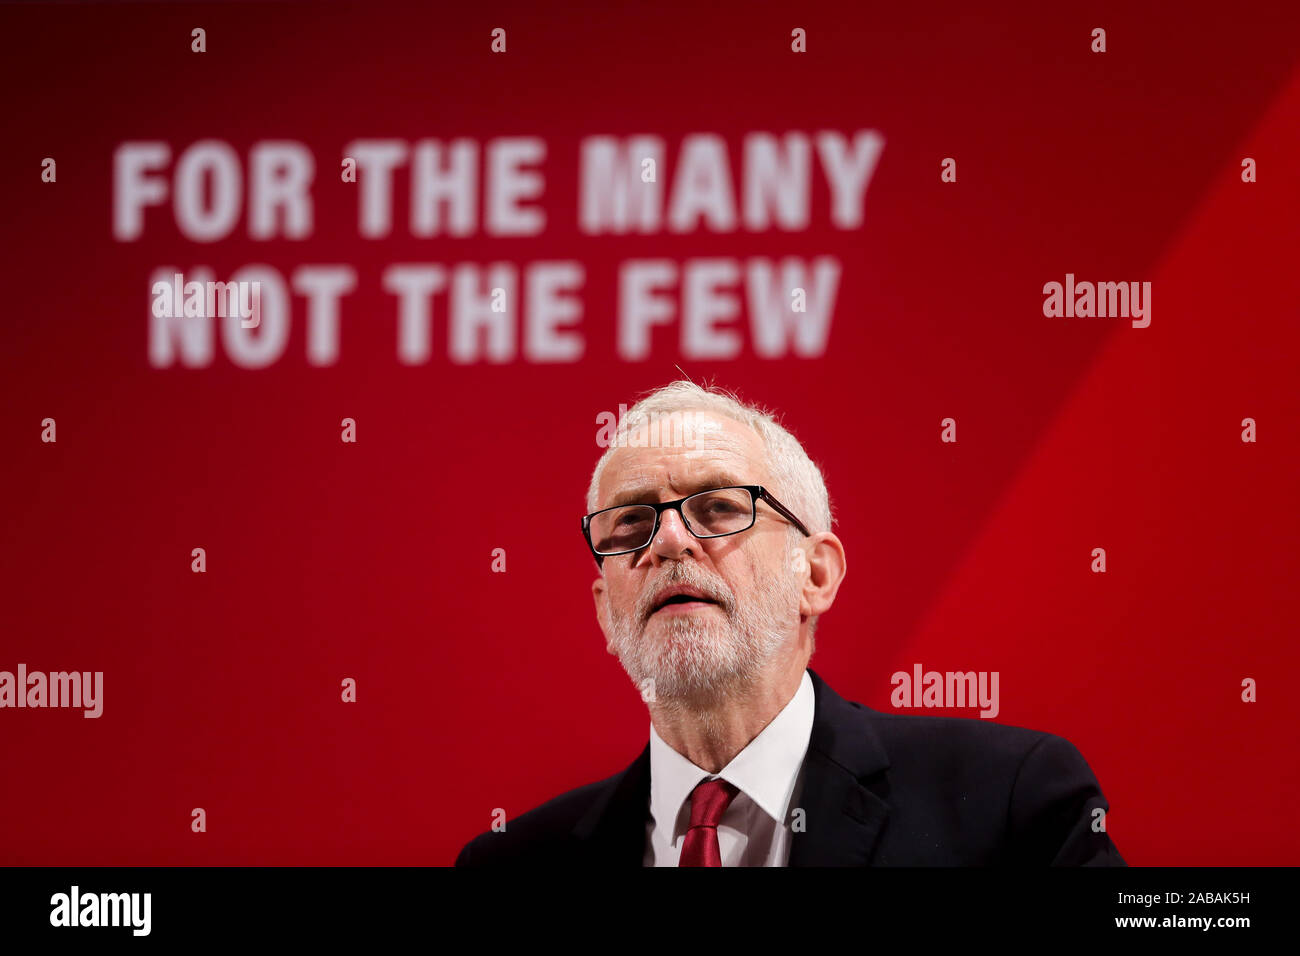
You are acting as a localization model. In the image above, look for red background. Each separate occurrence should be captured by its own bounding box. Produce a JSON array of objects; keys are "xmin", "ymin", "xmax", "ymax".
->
[{"xmin": 1, "ymin": 0, "xmax": 1297, "ymax": 865}]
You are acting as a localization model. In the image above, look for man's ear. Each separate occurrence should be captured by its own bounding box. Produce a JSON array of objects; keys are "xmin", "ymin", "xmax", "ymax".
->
[
  {"xmin": 592, "ymin": 573, "xmax": 614, "ymax": 653},
  {"xmin": 798, "ymin": 532, "xmax": 847, "ymax": 620}
]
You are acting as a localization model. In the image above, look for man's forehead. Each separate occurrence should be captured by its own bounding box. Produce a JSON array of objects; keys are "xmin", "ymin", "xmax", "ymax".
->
[{"xmin": 597, "ymin": 413, "xmax": 767, "ymax": 505}]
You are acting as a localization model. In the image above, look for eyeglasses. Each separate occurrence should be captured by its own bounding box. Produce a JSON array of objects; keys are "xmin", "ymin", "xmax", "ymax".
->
[{"xmin": 582, "ymin": 485, "xmax": 811, "ymax": 563}]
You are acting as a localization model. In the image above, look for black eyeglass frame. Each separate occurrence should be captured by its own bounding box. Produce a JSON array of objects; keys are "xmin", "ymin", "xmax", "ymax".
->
[{"xmin": 581, "ymin": 484, "xmax": 812, "ymax": 564}]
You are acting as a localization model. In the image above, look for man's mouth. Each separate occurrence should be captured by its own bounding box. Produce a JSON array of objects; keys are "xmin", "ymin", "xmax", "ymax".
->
[{"xmin": 649, "ymin": 586, "xmax": 722, "ymax": 617}]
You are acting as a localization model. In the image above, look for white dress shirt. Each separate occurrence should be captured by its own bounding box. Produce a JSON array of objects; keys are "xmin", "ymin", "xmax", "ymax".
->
[{"xmin": 644, "ymin": 669, "xmax": 815, "ymax": 866}]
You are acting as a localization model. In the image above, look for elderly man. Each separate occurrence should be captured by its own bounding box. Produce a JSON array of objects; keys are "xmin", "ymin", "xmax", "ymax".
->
[{"xmin": 456, "ymin": 381, "xmax": 1124, "ymax": 867}]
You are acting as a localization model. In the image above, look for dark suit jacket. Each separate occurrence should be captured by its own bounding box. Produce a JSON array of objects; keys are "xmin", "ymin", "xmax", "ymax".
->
[{"xmin": 455, "ymin": 668, "xmax": 1125, "ymax": 866}]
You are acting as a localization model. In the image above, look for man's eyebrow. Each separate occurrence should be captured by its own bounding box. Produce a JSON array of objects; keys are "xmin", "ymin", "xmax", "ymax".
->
[{"xmin": 605, "ymin": 474, "xmax": 746, "ymax": 508}]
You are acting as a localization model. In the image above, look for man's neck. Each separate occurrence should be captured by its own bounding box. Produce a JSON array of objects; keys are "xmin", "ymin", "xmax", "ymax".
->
[{"xmin": 648, "ymin": 657, "xmax": 807, "ymax": 773}]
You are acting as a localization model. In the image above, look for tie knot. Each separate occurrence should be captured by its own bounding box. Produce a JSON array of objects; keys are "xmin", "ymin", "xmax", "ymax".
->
[{"xmin": 688, "ymin": 777, "xmax": 740, "ymax": 829}]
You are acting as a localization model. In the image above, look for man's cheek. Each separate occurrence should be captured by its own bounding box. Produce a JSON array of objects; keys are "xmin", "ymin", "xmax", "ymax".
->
[{"xmin": 617, "ymin": 589, "xmax": 643, "ymax": 622}]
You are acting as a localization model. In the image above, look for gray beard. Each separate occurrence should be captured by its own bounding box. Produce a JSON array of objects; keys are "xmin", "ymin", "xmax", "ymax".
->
[{"xmin": 606, "ymin": 555, "xmax": 800, "ymax": 704}]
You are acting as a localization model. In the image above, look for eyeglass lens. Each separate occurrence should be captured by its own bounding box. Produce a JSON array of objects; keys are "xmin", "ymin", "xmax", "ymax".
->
[{"xmin": 588, "ymin": 487, "xmax": 754, "ymax": 555}]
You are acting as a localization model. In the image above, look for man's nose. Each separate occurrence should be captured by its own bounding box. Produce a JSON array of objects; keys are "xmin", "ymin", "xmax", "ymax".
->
[{"xmin": 649, "ymin": 507, "xmax": 698, "ymax": 563}]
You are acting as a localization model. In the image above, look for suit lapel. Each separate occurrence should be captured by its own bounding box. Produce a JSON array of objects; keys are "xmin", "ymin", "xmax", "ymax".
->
[
  {"xmin": 570, "ymin": 743, "xmax": 651, "ymax": 865},
  {"xmin": 571, "ymin": 668, "xmax": 892, "ymax": 866},
  {"xmin": 787, "ymin": 669, "xmax": 891, "ymax": 866}
]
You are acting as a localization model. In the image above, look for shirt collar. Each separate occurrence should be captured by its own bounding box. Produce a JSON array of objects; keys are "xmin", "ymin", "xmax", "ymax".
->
[{"xmin": 648, "ymin": 669, "xmax": 815, "ymax": 838}]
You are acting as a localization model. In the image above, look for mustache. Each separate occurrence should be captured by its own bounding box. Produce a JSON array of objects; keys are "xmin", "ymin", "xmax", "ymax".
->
[{"xmin": 637, "ymin": 564, "xmax": 736, "ymax": 623}]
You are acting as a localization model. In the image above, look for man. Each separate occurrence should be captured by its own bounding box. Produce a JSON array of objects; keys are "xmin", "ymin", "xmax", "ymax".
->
[{"xmin": 456, "ymin": 381, "xmax": 1124, "ymax": 866}]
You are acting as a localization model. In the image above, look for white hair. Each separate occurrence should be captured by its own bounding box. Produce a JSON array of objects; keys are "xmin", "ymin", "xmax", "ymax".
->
[{"xmin": 587, "ymin": 380, "xmax": 835, "ymax": 535}]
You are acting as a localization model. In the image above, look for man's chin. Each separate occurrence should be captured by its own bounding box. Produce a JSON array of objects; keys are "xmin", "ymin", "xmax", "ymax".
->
[
  {"xmin": 618, "ymin": 623, "xmax": 743, "ymax": 698},
  {"xmin": 640, "ymin": 614, "xmax": 727, "ymax": 651}
]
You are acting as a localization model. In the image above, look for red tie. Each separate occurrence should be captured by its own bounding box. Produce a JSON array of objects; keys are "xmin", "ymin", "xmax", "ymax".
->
[{"xmin": 678, "ymin": 778, "xmax": 740, "ymax": 867}]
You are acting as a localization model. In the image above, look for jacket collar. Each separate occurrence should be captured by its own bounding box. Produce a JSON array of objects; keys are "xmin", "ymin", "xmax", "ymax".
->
[
  {"xmin": 571, "ymin": 667, "xmax": 892, "ymax": 865},
  {"xmin": 787, "ymin": 667, "xmax": 891, "ymax": 865}
]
